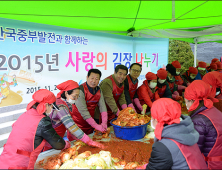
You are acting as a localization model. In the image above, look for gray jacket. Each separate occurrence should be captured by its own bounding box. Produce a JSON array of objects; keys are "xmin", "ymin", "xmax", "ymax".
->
[{"xmin": 147, "ymin": 115, "xmax": 199, "ymax": 169}]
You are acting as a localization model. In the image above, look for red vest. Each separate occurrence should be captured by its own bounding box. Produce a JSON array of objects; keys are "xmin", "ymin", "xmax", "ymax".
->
[
  {"xmin": 170, "ymin": 139, "xmax": 208, "ymax": 169},
  {"xmin": 126, "ymin": 75, "xmax": 138, "ymax": 100},
  {"xmin": 106, "ymin": 75, "xmax": 124, "ymax": 124},
  {"xmin": 69, "ymin": 83, "xmax": 101, "ymax": 135},
  {"xmin": 158, "ymin": 85, "xmax": 166, "ymax": 98},
  {"xmin": 174, "ymin": 75, "xmax": 184, "ymax": 86},
  {"xmin": 0, "ymin": 109, "xmax": 46, "ymax": 169},
  {"xmin": 167, "ymin": 81, "xmax": 175, "ymax": 93},
  {"xmin": 199, "ymin": 107, "xmax": 222, "ymax": 169}
]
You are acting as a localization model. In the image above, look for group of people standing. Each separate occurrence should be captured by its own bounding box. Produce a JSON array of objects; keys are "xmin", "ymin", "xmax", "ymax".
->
[{"xmin": 1, "ymin": 58, "xmax": 222, "ymax": 169}]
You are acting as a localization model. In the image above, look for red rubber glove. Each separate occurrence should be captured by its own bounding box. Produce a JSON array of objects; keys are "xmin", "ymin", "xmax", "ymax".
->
[
  {"xmin": 116, "ymin": 109, "xmax": 120, "ymax": 116},
  {"xmin": 86, "ymin": 117, "xmax": 106, "ymax": 132},
  {"xmin": 133, "ymin": 98, "xmax": 143, "ymax": 111},
  {"xmin": 62, "ymin": 140, "xmax": 71, "ymax": 150},
  {"xmin": 128, "ymin": 103, "xmax": 136, "ymax": 112},
  {"xmin": 121, "ymin": 104, "xmax": 127, "ymax": 109},
  {"xmin": 101, "ymin": 112, "xmax": 108, "ymax": 130},
  {"xmin": 178, "ymin": 85, "xmax": 186, "ymax": 91},
  {"xmin": 80, "ymin": 134, "xmax": 105, "ymax": 149},
  {"xmin": 136, "ymin": 163, "xmax": 148, "ymax": 169}
]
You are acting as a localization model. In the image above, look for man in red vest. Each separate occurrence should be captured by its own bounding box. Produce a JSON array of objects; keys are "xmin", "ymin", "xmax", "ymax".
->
[
  {"xmin": 0, "ymin": 89, "xmax": 71, "ymax": 169},
  {"xmin": 97, "ymin": 64, "xmax": 128, "ymax": 126},
  {"xmin": 124, "ymin": 63, "xmax": 143, "ymax": 113},
  {"xmin": 137, "ymin": 98, "xmax": 207, "ymax": 169},
  {"xmin": 68, "ymin": 69, "xmax": 108, "ymax": 137},
  {"xmin": 185, "ymin": 80, "xmax": 222, "ymax": 169}
]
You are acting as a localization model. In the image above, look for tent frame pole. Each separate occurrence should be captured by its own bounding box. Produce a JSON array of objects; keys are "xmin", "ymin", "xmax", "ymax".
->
[{"xmin": 194, "ymin": 38, "xmax": 197, "ymax": 67}]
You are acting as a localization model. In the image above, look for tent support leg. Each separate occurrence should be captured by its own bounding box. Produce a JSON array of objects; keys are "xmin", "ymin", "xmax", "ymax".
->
[
  {"xmin": 194, "ymin": 38, "xmax": 197, "ymax": 67},
  {"xmin": 172, "ymin": 0, "xmax": 175, "ymax": 22}
]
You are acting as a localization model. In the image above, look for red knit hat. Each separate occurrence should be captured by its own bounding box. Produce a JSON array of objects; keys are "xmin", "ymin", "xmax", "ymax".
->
[
  {"xmin": 198, "ymin": 61, "xmax": 207, "ymax": 68},
  {"xmin": 57, "ymin": 80, "xmax": 79, "ymax": 98},
  {"xmin": 216, "ymin": 62, "xmax": 222, "ymax": 70},
  {"xmin": 151, "ymin": 98, "xmax": 181, "ymax": 140},
  {"xmin": 171, "ymin": 60, "xmax": 181, "ymax": 69},
  {"xmin": 189, "ymin": 67, "xmax": 198, "ymax": 74},
  {"xmin": 211, "ymin": 58, "xmax": 219, "ymax": 63},
  {"xmin": 184, "ymin": 80, "xmax": 214, "ymax": 112},
  {"xmin": 157, "ymin": 68, "xmax": 167, "ymax": 79},
  {"xmin": 145, "ymin": 72, "xmax": 157, "ymax": 80},
  {"xmin": 210, "ymin": 63, "xmax": 217, "ymax": 70},
  {"xmin": 27, "ymin": 89, "xmax": 56, "ymax": 115}
]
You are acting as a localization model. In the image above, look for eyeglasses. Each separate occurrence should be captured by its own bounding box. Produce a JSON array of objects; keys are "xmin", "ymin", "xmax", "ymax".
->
[
  {"xmin": 70, "ymin": 95, "xmax": 78, "ymax": 100},
  {"xmin": 131, "ymin": 69, "xmax": 141, "ymax": 73}
]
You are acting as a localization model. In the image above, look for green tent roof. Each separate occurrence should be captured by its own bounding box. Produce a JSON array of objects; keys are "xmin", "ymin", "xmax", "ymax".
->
[{"xmin": 1, "ymin": 1, "xmax": 222, "ymax": 43}]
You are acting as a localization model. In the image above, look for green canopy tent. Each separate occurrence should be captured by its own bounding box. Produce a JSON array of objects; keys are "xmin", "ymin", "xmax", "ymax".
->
[{"xmin": 1, "ymin": 1, "xmax": 222, "ymax": 65}]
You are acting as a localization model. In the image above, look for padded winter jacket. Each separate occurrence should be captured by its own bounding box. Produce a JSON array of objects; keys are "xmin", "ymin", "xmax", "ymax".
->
[{"xmin": 190, "ymin": 106, "xmax": 217, "ymax": 157}]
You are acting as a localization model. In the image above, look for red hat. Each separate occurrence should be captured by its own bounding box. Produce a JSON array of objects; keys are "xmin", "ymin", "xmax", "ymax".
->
[
  {"xmin": 184, "ymin": 80, "xmax": 214, "ymax": 112},
  {"xmin": 210, "ymin": 63, "xmax": 217, "ymax": 70},
  {"xmin": 198, "ymin": 61, "xmax": 207, "ymax": 68},
  {"xmin": 157, "ymin": 68, "xmax": 167, "ymax": 79},
  {"xmin": 216, "ymin": 62, "xmax": 222, "ymax": 70},
  {"xmin": 151, "ymin": 98, "xmax": 181, "ymax": 140},
  {"xmin": 189, "ymin": 67, "xmax": 198, "ymax": 74},
  {"xmin": 26, "ymin": 89, "xmax": 56, "ymax": 115},
  {"xmin": 171, "ymin": 60, "xmax": 181, "ymax": 69},
  {"xmin": 57, "ymin": 80, "xmax": 79, "ymax": 98},
  {"xmin": 211, "ymin": 58, "xmax": 219, "ymax": 63},
  {"xmin": 145, "ymin": 72, "xmax": 157, "ymax": 80}
]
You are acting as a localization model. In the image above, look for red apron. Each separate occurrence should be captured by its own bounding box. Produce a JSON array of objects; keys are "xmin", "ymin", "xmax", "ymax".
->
[
  {"xmin": 104, "ymin": 75, "xmax": 124, "ymax": 126},
  {"xmin": 199, "ymin": 107, "xmax": 222, "ymax": 169},
  {"xmin": 167, "ymin": 81, "xmax": 175, "ymax": 93},
  {"xmin": 157, "ymin": 85, "xmax": 166, "ymax": 98},
  {"xmin": 169, "ymin": 139, "xmax": 208, "ymax": 169},
  {"xmin": 69, "ymin": 82, "xmax": 101, "ymax": 136},
  {"xmin": 43, "ymin": 98, "xmax": 69, "ymax": 151},
  {"xmin": 126, "ymin": 75, "xmax": 138, "ymax": 100},
  {"xmin": 0, "ymin": 108, "xmax": 46, "ymax": 169}
]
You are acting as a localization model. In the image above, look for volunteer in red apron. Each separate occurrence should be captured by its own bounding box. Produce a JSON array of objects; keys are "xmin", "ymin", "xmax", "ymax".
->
[
  {"xmin": 195, "ymin": 61, "xmax": 208, "ymax": 80},
  {"xmin": 67, "ymin": 69, "xmax": 107, "ymax": 138},
  {"xmin": 97, "ymin": 64, "xmax": 128, "ymax": 126},
  {"xmin": 0, "ymin": 89, "xmax": 70, "ymax": 169},
  {"xmin": 207, "ymin": 63, "xmax": 217, "ymax": 72},
  {"xmin": 216, "ymin": 61, "xmax": 222, "ymax": 73},
  {"xmin": 166, "ymin": 64, "xmax": 182, "ymax": 101},
  {"xmin": 157, "ymin": 68, "xmax": 172, "ymax": 98},
  {"xmin": 124, "ymin": 63, "xmax": 143, "ymax": 113},
  {"xmin": 137, "ymin": 72, "xmax": 160, "ymax": 112},
  {"xmin": 137, "ymin": 98, "xmax": 207, "ymax": 169},
  {"xmin": 185, "ymin": 80, "xmax": 222, "ymax": 169},
  {"xmin": 44, "ymin": 80, "xmax": 104, "ymax": 151},
  {"xmin": 202, "ymin": 71, "xmax": 222, "ymax": 100},
  {"xmin": 171, "ymin": 60, "xmax": 186, "ymax": 95},
  {"xmin": 181, "ymin": 66, "xmax": 198, "ymax": 86}
]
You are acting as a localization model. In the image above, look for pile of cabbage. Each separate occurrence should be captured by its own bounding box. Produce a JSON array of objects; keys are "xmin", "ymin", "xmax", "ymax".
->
[{"xmin": 59, "ymin": 150, "xmax": 123, "ymax": 169}]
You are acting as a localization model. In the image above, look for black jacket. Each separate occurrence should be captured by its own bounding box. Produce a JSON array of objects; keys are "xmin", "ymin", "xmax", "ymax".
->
[
  {"xmin": 157, "ymin": 80, "xmax": 172, "ymax": 98},
  {"xmin": 146, "ymin": 141, "xmax": 173, "ymax": 169},
  {"xmin": 34, "ymin": 114, "xmax": 65, "ymax": 150}
]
